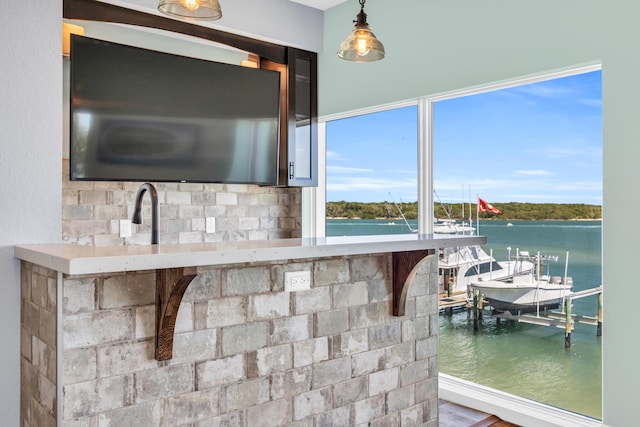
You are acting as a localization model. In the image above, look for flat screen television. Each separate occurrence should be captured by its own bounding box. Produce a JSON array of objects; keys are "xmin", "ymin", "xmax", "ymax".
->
[{"xmin": 70, "ymin": 35, "xmax": 281, "ymax": 185}]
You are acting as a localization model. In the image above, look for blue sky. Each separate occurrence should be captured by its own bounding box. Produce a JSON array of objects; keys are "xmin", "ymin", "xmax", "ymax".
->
[{"xmin": 326, "ymin": 70, "xmax": 602, "ymax": 205}]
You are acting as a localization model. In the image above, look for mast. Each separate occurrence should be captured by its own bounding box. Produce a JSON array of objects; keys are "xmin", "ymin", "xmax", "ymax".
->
[
  {"xmin": 461, "ymin": 185, "xmax": 464, "ymax": 220},
  {"xmin": 388, "ymin": 192, "xmax": 416, "ymax": 233}
]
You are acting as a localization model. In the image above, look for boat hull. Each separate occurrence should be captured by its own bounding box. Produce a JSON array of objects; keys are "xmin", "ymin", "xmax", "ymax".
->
[{"xmin": 470, "ymin": 280, "xmax": 572, "ymax": 313}]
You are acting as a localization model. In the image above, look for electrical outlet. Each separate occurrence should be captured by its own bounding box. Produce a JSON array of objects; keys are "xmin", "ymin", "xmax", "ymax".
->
[
  {"xmin": 284, "ymin": 270, "xmax": 311, "ymax": 292},
  {"xmin": 206, "ymin": 217, "xmax": 216, "ymax": 234},
  {"xmin": 119, "ymin": 219, "xmax": 131, "ymax": 238}
]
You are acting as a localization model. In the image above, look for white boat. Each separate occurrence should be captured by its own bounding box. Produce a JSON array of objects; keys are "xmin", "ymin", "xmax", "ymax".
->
[
  {"xmin": 439, "ymin": 245, "xmax": 535, "ymax": 299},
  {"xmin": 469, "ymin": 251, "xmax": 573, "ymax": 313},
  {"xmin": 433, "ymin": 218, "xmax": 476, "ymax": 234}
]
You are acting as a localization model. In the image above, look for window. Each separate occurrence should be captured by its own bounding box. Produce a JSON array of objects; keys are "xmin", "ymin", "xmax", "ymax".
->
[
  {"xmin": 434, "ymin": 69, "xmax": 602, "ymax": 419},
  {"xmin": 324, "ymin": 105, "xmax": 418, "ymax": 237},
  {"xmin": 464, "ymin": 262, "xmax": 504, "ymax": 277},
  {"xmin": 315, "ymin": 66, "xmax": 602, "ymax": 420}
]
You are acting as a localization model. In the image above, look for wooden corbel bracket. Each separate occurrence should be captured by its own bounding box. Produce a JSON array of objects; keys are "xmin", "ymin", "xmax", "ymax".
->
[
  {"xmin": 392, "ymin": 250, "xmax": 434, "ymax": 316},
  {"xmin": 152, "ymin": 250, "xmax": 432, "ymax": 358},
  {"xmin": 155, "ymin": 267, "xmax": 198, "ymax": 361}
]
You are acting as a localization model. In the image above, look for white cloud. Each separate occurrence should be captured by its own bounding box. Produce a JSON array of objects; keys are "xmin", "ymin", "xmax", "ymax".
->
[
  {"xmin": 533, "ymin": 145, "xmax": 601, "ymax": 160},
  {"xmin": 326, "ymin": 150, "xmax": 347, "ymax": 161},
  {"xmin": 515, "ymin": 169, "xmax": 554, "ymax": 176},
  {"xmin": 327, "ymin": 176, "xmax": 416, "ymax": 192},
  {"xmin": 553, "ymin": 181, "xmax": 602, "ymax": 192},
  {"xmin": 513, "ymin": 84, "xmax": 572, "ymax": 99},
  {"xmin": 434, "ymin": 177, "xmax": 516, "ymax": 192},
  {"xmin": 433, "ymin": 175, "xmax": 602, "ymax": 204},
  {"xmin": 581, "ymin": 98, "xmax": 602, "ymax": 108},
  {"xmin": 392, "ymin": 169, "xmax": 417, "ymax": 175},
  {"xmin": 326, "ymin": 166, "xmax": 374, "ymax": 174}
]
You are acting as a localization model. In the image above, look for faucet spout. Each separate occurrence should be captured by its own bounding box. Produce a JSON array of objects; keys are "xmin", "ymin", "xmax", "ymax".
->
[{"xmin": 132, "ymin": 182, "xmax": 159, "ymax": 245}]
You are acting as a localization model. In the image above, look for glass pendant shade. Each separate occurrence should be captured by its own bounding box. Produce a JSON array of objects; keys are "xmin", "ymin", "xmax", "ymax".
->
[
  {"xmin": 158, "ymin": 0, "xmax": 222, "ymax": 21},
  {"xmin": 337, "ymin": 24, "xmax": 385, "ymax": 62},
  {"xmin": 337, "ymin": 1, "xmax": 385, "ymax": 62}
]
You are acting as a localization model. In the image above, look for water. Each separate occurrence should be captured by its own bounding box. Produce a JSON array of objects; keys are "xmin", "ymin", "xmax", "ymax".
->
[
  {"xmin": 327, "ymin": 218, "xmax": 603, "ymax": 419},
  {"xmin": 326, "ymin": 218, "xmax": 420, "ymax": 236}
]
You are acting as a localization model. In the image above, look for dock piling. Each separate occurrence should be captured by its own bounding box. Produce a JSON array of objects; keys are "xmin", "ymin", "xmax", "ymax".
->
[
  {"xmin": 597, "ymin": 291, "xmax": 603, "ymax": 337},
  {"xmin": 473, "ymin": 289, "xmax": 479, "ymax": 332},
  {"xmin": 565, "ymin": 298, "xmax": 572, "ymax": 348}
]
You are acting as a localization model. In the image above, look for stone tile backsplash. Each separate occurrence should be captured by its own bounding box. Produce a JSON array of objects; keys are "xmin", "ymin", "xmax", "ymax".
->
[{"xmin": 62, "ymin": 160, "xmax": 302, "ymax": 246}]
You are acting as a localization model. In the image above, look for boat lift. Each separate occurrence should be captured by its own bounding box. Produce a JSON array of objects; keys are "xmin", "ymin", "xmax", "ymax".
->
[{"xmin": 473, "ymin": 285, "xmax": 603, "ymax": 348}]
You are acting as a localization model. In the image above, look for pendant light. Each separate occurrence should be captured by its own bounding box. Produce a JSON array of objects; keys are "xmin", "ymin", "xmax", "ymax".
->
[
  {"xmin": 337, "ymin": 0, "xmax": 385, "ymax": 62},
  {"xmin": 158, "ymin": 0, "xmax": 222, "ymax": 21}
]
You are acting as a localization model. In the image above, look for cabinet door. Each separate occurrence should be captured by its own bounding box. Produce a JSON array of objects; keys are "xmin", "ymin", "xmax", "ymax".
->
[
  {"xmin": 261, "ymin": 49, "xmax": 317, "ymax": 187},
  {"xmin": 286, "ymin": 48, "xmax": 318, "ymax": 187}
]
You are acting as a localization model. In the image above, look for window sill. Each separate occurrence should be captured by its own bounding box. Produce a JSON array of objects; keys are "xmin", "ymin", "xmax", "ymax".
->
[{"xmin": 439, "ymin": 373, "xmax": 605, "ymax": 427}]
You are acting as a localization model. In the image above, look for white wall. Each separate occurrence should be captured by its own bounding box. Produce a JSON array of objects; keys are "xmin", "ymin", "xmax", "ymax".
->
[
  {"xmin": 319, "ymin": 1, "xmax": 636, "ymax": 425},
  {"xmin": 0, "ymin": 1, "xmax": 63, "ymax": 425},
  {"xmin": 319, "ymin": 0, "xmax": 603, "ymax": 116}
]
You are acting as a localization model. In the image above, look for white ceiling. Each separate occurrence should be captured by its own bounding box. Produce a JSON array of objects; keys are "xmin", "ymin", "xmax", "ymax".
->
[{"xmin": 288, "ymin": 0, "xmax": 348, "ymax": 10}]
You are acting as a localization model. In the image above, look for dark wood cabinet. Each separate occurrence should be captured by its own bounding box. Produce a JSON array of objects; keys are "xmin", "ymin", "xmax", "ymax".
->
[{"xmin": 263, "ymin": 48, "xmax": 318, "ymax": 187}]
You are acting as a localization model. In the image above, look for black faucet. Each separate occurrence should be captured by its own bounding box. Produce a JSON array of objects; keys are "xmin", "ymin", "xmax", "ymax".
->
[{"xmin": 132, "ymin": 182, "xmax": 159, "ymax": 245}]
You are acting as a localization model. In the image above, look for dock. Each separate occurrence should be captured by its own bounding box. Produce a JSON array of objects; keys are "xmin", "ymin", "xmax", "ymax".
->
[{"xmin": 439, "ymin": 294, "xmax": 470, "ymax": 310}]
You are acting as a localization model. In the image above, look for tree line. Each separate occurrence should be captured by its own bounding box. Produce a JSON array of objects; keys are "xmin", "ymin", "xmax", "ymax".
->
[{"xmin": 326, "ymin": 201, "xmax": 602, "ymax": 221}]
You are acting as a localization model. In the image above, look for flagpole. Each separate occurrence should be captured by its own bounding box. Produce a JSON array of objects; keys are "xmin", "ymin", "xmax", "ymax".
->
[{"xmin": 476, "ymin": 193, "xmax": 479, "ymax": 236}]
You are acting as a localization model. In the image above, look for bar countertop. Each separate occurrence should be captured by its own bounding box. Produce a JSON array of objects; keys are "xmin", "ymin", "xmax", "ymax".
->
[{"xmin": 15, "ymin": 233, "xmax": 485, "ymax": 275}]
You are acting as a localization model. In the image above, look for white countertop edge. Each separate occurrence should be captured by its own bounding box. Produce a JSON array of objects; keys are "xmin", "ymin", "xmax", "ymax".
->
[{"xmin": 15, "ymin": 234, "xmax": 486, "ymax": 275}]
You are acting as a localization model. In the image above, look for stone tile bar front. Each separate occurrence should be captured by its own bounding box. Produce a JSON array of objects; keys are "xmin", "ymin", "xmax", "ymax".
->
[{"xmin": 16, "ymin": 234, "xmax": 485, "ymax": 426}]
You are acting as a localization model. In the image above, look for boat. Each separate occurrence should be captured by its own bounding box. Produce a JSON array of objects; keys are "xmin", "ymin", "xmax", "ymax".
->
[
  {"xmin": 438, "ymin": 245, "xmax": 535, "ymax": 300},
  {"xmin": 432, "ymin": 194, "xmax": 536, "ymax": 305},
  {"xmin": 433, "ymin": 218, "xmax": 476, "ymax": 234},
  {"xmin": 469, "ymin": 251, "xmax": 572, "ymax": 314},
  {"xmin": 392, "ymin": 193, "xmax": 536, "ymax": 306}
]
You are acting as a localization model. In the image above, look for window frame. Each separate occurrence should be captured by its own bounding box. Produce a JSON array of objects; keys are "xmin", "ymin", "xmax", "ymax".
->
[{"xmin": 304, "ymin": 63, "xmax": 602, "ymax": 426}]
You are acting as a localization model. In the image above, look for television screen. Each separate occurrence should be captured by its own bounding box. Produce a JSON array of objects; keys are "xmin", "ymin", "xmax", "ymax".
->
[{"xmin": 70, "ymin": 35, "xmax": 281, "ymax": 185}]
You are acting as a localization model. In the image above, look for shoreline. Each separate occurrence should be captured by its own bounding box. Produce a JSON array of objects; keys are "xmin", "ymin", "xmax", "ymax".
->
[{"xmin": 326, "ymin": 201, "xmax": 602, "ymax": 222}]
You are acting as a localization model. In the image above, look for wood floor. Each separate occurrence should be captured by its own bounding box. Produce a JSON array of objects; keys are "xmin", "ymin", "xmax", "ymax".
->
[{"xmin": 439, "ymin": 400, "xmax": 520, "ymax": 427}]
